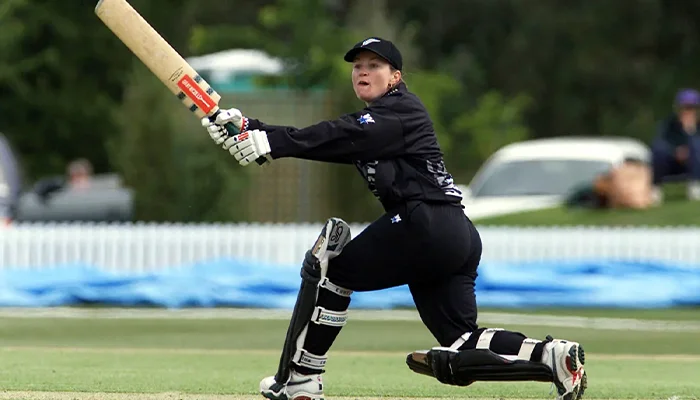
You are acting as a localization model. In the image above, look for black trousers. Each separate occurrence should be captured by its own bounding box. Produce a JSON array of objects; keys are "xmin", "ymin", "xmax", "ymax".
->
[
  {"xmin": 326, "ymin": 201, "xmax": 481, "ymax": 346},
  {"xmin": 296, "ymin": 201, "xmax": 537, "ymax": 375}
]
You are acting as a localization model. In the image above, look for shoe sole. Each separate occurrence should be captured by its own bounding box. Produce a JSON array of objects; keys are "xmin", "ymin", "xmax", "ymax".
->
[
  {"xmin": 261, "ymin": 392, "xmax": 324, "ymax": 400},
  {"xmin": 261, "ymin": 390, "xmax": 287, "ymax": 400},
  {"xmin": 560, "ymin": 344, "xmax": 587, "ymax": 400},
  {"xmin": 261, "ymin": 383, "xmax": 324, "ymax": 400},
  {"xmin": 574, "ymin": 344, "xmax": 587, "ymax": 400},
  {"xmin": 288, "ymin": 395, "xmax": 324, "ymax": 400}
]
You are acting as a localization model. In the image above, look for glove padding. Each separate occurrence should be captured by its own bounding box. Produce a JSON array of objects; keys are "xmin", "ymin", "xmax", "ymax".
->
[
  {"xmin": 224, "ymin": 129, "xmax": 272, "ymax": 166},
  {"xmin": 202, "ymin": 108, "xmax": 248, "ymax": 146},
  {"xmin": 201, "ymin": 108, "xmax": 271, "ymax": 167}
]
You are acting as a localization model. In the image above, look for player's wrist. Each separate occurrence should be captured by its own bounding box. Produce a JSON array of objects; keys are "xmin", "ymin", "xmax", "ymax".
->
[
  {"xmin": 244, "ymin": 118, "xmax": 263, "ymax": 132},
  {"xmin": 240, "ymin": 116, "xmax": 250, "ymax": 133}
]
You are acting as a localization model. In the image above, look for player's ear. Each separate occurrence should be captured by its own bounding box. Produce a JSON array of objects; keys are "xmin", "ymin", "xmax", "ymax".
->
[{"xmin": 389, "ymin": 69, "xmax": 401, "ymax": 87}]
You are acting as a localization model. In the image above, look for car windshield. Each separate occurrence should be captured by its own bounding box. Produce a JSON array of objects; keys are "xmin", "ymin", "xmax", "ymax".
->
[{"xmin": 471, "ymin": 159, "xmax": 612, "ymax": 197}]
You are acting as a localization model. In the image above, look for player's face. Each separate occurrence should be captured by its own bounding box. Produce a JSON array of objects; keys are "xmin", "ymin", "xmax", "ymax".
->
[{"xmin": 352, "ymin": 52, "xmax": 398, "ymax": 102}]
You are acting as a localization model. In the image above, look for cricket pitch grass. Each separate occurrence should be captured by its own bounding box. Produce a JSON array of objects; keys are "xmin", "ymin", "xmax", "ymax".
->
[{"xmin": 0, "ymin": 307, "xmax": 699, "ymax": 400}]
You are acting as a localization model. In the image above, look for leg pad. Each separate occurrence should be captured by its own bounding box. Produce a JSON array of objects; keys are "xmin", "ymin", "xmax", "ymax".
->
[
  {"xmin": 407, "ymin": 348, "xmax": 554, "ymax": 387},
  {"xmin": 274, "ymin": 250, "xmax": 322, "ymax": 383}
]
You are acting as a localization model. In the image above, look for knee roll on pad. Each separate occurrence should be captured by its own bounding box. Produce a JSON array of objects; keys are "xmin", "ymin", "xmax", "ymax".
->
[{"xmin": 406, "ymin": 348, "xmax": 554, "ymax": 387}]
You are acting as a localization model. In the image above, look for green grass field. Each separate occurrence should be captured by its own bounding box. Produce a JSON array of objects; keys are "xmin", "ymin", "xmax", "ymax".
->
[{"xmin": 0, "ymin": 307, "xmax": 699, "ymax": 400}]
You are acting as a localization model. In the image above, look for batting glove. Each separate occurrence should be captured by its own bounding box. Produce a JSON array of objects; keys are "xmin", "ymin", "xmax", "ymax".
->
[
  {"xmin": 201, "ymin": 107, "xmax": 249, "ymax": 145},
  {"xmin": 223, "ymin": 129, "xmax": 272, "ymax": 167}
]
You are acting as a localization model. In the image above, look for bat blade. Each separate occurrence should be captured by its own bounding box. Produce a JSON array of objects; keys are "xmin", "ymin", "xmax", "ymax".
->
[
  {"xmin": 95, "ymin": 0, "xmax": 219, "ymax": 119},
  {"xmin": 95, "ymin": 0, "xmax": 268, "ymax": 166}
]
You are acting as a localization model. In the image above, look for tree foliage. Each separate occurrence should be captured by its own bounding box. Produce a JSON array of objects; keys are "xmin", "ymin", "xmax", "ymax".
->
[{"xmin": 110, "ymin": 62, "xmax": 250, "ymax": 222}]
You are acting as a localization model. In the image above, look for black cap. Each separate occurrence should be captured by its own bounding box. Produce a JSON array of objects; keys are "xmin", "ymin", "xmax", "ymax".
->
[{"xmin": 343, "ymin": 37, "xmax": 403, "ymax": 71}]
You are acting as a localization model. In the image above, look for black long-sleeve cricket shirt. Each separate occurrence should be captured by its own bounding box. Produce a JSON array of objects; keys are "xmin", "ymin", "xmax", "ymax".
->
[{"xmin": 246, "ymin": 82, "xmax": 463, "ymax": 212}]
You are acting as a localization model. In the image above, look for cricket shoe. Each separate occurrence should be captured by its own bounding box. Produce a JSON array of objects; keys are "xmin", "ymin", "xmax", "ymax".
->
[
  {"xmin": 541, "ymin": 336, "xmax": 587, "ymax": 400},
  {"xmin": 310, "ymin": 217, "xmax": 352, "ymax": 266},
  {"xmin": 259, "ymin": 375, "xmax": 286, "ymax": 400},
  {"xmin": 260, "ymin": 371, "xmax": 324, "ymax": 400}
]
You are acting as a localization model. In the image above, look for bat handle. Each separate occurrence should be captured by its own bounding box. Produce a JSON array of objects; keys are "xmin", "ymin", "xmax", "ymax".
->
[{"xmin": 220, "ymin": 121, "xmax": 269, "ymax": 167}]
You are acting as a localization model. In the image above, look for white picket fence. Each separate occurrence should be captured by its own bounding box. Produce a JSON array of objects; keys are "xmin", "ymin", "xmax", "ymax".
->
[{"xmin": 1, "ymin": 222, "xmax": 700, "ymax": 273}]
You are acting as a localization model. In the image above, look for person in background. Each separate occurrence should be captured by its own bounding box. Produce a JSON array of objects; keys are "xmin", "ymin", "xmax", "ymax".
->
[
  {"xmin": 67, "ymin": 158, "xmax": 93, "ymax": 190},
  {"xmin": 566, "ymin": 158, "xmax": 652, "ymax": 210},
  {"xmin": 651, "ymin": 88, "xmax": 700, "ymax": 203}
]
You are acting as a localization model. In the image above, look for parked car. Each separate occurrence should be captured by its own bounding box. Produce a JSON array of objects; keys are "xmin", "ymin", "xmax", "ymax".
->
[
  {"xmin": 458, "ymin": 136, "xmax": 652, "ymax": 220},
  {"xmin": 0, "ymin": 132, "xmax": 133, "ymax": 223},
  {"xmin": 14, "ymin": 174, "xmax": 134, "ymax": 223}
]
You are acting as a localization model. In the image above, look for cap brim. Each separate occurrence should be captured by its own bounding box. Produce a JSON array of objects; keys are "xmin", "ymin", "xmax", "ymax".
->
[
  {"xmin": 343, "ymin": 48, "xmax": 361, "ymax": 62},
  {"xmin": 344, "ymin": 47, "xmax": 393, "ymax": 67}
]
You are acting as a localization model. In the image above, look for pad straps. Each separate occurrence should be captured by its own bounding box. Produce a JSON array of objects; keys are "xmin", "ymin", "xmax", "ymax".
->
[{"xmin": 475, "ymin": 328, "xmax": 503, "ymax": 349}]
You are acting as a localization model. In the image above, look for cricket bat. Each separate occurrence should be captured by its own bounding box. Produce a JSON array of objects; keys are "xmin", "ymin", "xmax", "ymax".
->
[{"xmin": 94, "ymin": 0, "xmax": 267, "ymax": 166}]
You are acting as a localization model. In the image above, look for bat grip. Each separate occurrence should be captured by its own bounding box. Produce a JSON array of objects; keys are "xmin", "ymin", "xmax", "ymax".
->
[{"xmin": 221, "ymin": 121, "xmax": 268, "ymax": 166}]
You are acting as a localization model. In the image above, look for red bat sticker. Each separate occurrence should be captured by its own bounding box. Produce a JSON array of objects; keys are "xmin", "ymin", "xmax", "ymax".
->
[{"xmin": 177, "ymin": 75, "xmax": 215, "ymax": 114}]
